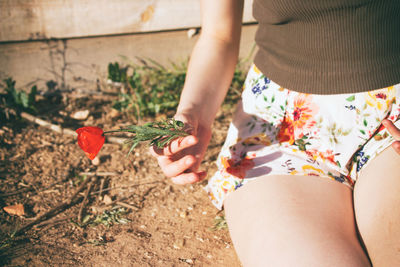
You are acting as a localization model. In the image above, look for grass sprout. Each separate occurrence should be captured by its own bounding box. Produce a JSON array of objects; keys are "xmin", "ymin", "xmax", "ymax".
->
[
  {"xmin": 104, "ymin": 118, "xmax": 189, "ymax": 155},
  {"xmin": 90, "ymin": 207, "xmax": 130, "ymax": 228},
  {"xmin": 211, "ymin": 215, "xmax": 228, "ymax": 231},
  {"xmin": 108, "ymin": 57, "xmax": 247, "ymax": 120}
]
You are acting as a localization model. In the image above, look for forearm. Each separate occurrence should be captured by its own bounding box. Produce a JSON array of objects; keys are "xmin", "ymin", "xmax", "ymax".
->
[{"xmin": 176, "ymin": 34, "xmax": 240, "ymax": 129}]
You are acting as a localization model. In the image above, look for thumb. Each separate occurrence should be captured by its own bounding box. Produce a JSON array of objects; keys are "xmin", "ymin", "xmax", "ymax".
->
[{"xmin": 174, "ymin": 113, "xmax": 198, "ymax": 136}]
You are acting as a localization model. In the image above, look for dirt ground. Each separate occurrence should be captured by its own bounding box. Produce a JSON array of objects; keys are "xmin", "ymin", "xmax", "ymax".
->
[{"xmin": 0, "ymin": 93, "xmax": 242, "ymax": 266}]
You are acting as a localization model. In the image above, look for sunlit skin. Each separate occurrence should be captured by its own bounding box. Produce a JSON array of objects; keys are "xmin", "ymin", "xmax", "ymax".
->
[{"xmin": 149, "ymin": 0, "xmax": 400, "ymax": 265}]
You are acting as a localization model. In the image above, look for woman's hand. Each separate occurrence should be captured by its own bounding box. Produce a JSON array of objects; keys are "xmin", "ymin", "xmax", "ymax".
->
[
  {"xmin": 150, "ymin": 113, "xmax": 212, "ymax": 185},
  {"xmin": 382, "ymin": 119, "xmax": 400, "ymax": 154}
]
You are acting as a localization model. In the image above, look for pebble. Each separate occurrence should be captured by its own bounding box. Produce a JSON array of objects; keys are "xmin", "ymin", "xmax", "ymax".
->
[
  {"xmin": 185, "ymin": 259, "xmax": 194, "ymax": 264},
  {"xmin": 103, "ymin": 194, "xmax": 112, "ymax": 205},
  {"xmin": 71, "ymin": 110, "xmax": 90, "ymax": 120},
  {"xmin": 196, "ymin": 237, "xmax": 204, "ymax": 243},
  {"xmin": 109, "ymin": 109, "xmax": 120, "ymax": 118},
  {"xmin": 91, "ymin": 156, "xmax": 100, "ymax": 166}
]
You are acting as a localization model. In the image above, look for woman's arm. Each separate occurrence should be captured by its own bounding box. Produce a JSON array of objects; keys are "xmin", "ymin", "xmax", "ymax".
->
[
  {"xmin": 176, "ymin": 0, "xmax": 244, "ymax": 128},
  {"xmin": 151, "ymin": 0, "xmax": 244, "ymax": 185}
]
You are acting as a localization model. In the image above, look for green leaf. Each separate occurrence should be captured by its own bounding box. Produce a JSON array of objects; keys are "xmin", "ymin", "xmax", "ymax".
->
[
  {"xmin": 346, "ymin": 95, "xmax": 355, "ymax": 102},
  {"xmin": 363, "ymin": 119, "xmax": 368, "ymax": 126},
  {"xmin": 20, "ymin": 92, "xmax": 29, "ymax": 108},
  {"xmin": 29, "ymin": 85, "xmax": 37, "ymax": 106}
]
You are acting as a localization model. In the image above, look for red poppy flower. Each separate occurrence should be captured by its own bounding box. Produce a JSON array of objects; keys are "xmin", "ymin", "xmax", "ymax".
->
[{"xmin": 76, "ymin": 126, "xmax": 105, "ymax": 160}]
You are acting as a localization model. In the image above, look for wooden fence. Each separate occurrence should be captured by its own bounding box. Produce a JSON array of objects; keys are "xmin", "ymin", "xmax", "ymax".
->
[
  {"xmin": 0, "ymin": 0, "xmax": 257, "ymax": 91},
  {"xmin": 0, "ymin": 0, "xmax": 255, "ymax": 42}
]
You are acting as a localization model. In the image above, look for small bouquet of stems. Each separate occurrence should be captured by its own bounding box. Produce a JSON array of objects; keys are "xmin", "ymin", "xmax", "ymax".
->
[{"xmin": 75, "ymin": 118, "xmax": 189, "ymax": 160}]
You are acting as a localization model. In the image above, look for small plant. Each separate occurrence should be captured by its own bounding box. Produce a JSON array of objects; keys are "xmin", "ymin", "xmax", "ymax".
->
[
  {"xmin": 211, "ymin": 215, "xmax": 228, "ymax": 231},
  {"xmin": 0, "ymin": 78, "xmax": 37, "ymax": 119},
  {"xmin": 109, "ymin": 59, "xmax": 186, "ymax": 120},
  {"xmin": 108, "ymin": 58, "xmax": 247, "ymax": 120},
  {"xmin": 108, "ymin": 62, "xmax": 128, "ymax": 83},
  {"xmin": 91, "ymin": 207, "xmax": 130, "ymax": 227}
]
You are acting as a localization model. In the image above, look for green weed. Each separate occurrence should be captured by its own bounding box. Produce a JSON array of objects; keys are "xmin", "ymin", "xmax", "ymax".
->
[
  {"xmin": 211, "ymin": 215, "xmax": 228, "ymax": 231},
  {"xmin": 90, "ymin": 207, "xmax": 130, "ymax": 227},
  {"xmin": 109, "ymin": 58, "xmax": 247, "ymax": 120},
  {"xmin": 0, "ymin": 78, "xmax": 38, "ymax": 119}
]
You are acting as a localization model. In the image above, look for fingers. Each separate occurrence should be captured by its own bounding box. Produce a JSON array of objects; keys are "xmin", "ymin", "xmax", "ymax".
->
[
  {"xmin": 171, "ymin": 171, "xmax": 207, "ymax": 185},
  {"xmin": 382, "ymin": 119, "xmax": 400, "ymax": 154},
  {"xmin": 157, "ymin": 155, "xmax": 196, "ymax": 178},
  {"xmin": 153, "ymin": 153, "xmax": 207, "ymax": 184},
  {"xmin": 392, "ymin": 141, "xmax": 400, "ymax": 154},
  {"xmin": 150, "ymin": 135, "xmax": 198, "ymax": 157},
  {"xmin": 382, "ymin": 119, "xmax": 400, "ymax": 140}
]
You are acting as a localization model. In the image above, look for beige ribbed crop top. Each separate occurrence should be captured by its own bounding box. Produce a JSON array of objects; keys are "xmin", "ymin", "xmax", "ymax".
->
[{"xmin": 252, "ymin": 0, "xmax": 400, "ymax": 94}]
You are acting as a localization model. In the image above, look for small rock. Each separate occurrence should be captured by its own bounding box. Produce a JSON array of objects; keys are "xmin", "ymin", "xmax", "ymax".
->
[
  {"xmin": 71, "ymin": 110, "xmax": 90, "ymax": 120},
  {"xmin": 103, "ymin": 194, "xmax": 112, "ymax": 205},
  {"xmin": 183, "ymin": 258, "xmax": 193, "ymax": 264},
  {"xmin": 196, "ymin": 237, "xmax": 204, "ymax": 243},
  {"xmin": 91, "ymin": 156, "xmax": 100, "ymax": 166},
  {"xmin": 109, "ymin": 108, "xmax": 120, "ymax": 118}
]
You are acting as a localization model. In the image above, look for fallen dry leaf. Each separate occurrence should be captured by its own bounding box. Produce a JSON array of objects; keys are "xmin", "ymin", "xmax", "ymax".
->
[{"xmin": 3, "ymin": 204, "xmax": 25, "ymax": 216}]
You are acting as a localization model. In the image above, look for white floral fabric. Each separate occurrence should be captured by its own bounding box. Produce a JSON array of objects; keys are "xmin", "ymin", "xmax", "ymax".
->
[{"xmin": 205, "ymin": 65, "xmax": 400, "ymax": 209}]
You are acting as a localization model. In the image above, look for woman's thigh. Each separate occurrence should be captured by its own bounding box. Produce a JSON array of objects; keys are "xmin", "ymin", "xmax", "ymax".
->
[
  {"xmin": 224, "ymin": 174, "xmax": 370, "ymax": 267},
  {"xmin": 354, "ymin": 147, "xmax": 400, "ymax": 266}
]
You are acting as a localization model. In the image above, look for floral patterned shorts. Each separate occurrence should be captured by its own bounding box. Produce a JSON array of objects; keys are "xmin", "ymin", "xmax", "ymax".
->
[{"xmin": 205, "ymin": 65, "xmax": 400, "ymax": 209}]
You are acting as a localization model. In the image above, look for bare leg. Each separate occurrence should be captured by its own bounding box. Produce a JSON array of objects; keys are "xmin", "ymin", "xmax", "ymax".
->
[
  {"xmin": 354, "ymin": 147, "xmax": 400, "ymax": 266},
  {"xmin": 224, "ymin": 175, "xmax": 370, "ymax": 267}
]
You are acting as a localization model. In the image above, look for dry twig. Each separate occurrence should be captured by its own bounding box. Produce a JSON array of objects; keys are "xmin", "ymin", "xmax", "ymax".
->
[
  {"xmin": 20, "ymin": 112, "xmax": 125, "ymax": 144},
  {"xmin": 77, "ymin": 178, "xmax": 95, "ymax": 223},
  {"xmin": 14, "ymin": 176, "xmax": 93, "ymax": 236},
  {"xmin": 79, "ymin": 172, "xmax": 118, "ymax": 177}
]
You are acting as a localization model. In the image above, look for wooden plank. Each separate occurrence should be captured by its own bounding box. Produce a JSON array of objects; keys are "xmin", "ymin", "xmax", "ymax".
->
[
  {"xmin": 0, "ymin": 25, "xmax": 258, "ymax": 93},
  {"xmin": 0, "ymin": 0, "xmax": 255, "ymax": 42}
]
